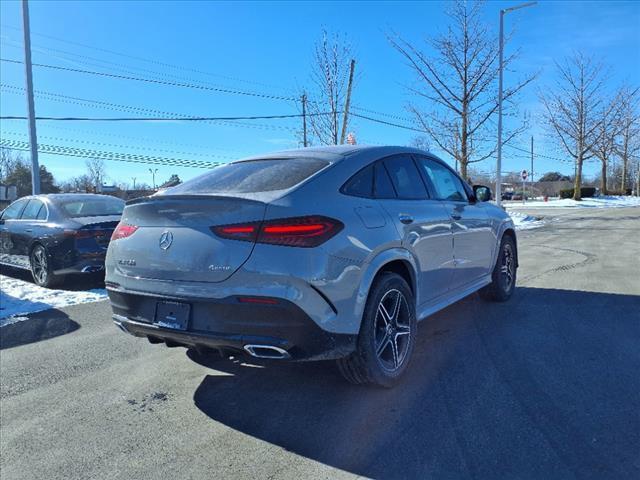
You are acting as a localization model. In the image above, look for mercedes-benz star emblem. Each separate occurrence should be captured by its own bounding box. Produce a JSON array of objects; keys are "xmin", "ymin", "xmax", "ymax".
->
[{"xmin": 159, "ymin": 231, "xmax": 173, "ymax": 250}]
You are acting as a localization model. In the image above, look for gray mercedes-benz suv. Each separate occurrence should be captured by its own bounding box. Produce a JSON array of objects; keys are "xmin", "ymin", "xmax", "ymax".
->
[{"xmin": 105, "ymin": 146, "xmax": 517, "ymax": 387}]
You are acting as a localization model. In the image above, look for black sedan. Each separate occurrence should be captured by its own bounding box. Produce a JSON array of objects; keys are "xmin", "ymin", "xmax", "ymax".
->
[{"xmin": 0, "ymin": 194, "xmax": 124, "ymax": 287}]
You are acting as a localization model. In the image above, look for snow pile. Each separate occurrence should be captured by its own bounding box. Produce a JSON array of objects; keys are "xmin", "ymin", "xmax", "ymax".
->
[
  {"xmin": 508, "ymin": 211, "xmax": 545, "ymax": 230},
  {"xmin": 508, "ymin": 195, "xmax": 640, "ymax": 209},
  {"xmin": 0, "ymin": 274, "xmax": 106, "ymax": 323}
]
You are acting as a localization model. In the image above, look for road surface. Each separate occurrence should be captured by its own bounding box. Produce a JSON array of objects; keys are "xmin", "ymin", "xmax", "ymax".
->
[{"xmin": 1, "ymin": 206, "xmax": 639, "ymax": 479}]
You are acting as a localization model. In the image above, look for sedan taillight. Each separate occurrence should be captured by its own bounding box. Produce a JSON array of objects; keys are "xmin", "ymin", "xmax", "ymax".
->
[
  {"xmin": 212, "ymin": 216, "xmax": 343, "ymax": 248},
  {"xmin": 111, "ymin": 223, "xmax": 138, "ymax": 241}
]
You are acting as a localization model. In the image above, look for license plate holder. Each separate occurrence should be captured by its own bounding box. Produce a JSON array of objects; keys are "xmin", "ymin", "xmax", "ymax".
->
[{"xmin": 153, "ymin": 301, "xmax": 190, "ymax": 330}]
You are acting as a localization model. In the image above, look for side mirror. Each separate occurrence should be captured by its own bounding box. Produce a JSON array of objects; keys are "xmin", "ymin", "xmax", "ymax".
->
[{"xmin": 473, "ymin": 185, "xmax": 492, "ymax": 202}]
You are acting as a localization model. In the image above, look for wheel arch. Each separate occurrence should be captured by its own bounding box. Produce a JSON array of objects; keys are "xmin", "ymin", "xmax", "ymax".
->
[{"xmin": 353, "ymin": 248, "xmax": 418, "ymax": 329}]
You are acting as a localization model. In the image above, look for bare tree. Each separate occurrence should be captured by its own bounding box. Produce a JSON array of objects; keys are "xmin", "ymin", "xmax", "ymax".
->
[
  {"xmin": 85, "ymin": 158, "xmax": 107, "ymax": 189},
  {"xmin": 60, "ymin": 174, "xmax": 93, "ymax": 193},
  {"xmin": 409, "ymin": 135, "xmax": 431, "ymax": 152},
  {"xmin": 307, "ymin": 30, "xmax": 355, "ymax": 145},
  {"xmin": 540, "ymin": 53, "xmax": 614, "ymax": 200},
  {"xmin": 591, "ymin": 93, "xmax": 625, "ymax": 195},
  {"xmin": 615, "ymin": 86, "xmax": 640, "ymax": 193},
  {"xmin": 389, "ymin": 0, "xmax": 535, "ymax": 180}
]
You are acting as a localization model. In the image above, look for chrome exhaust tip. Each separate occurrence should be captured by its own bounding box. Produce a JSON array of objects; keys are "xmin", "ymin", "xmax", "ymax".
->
[
  {"xmin": 81, "ymin": 265, "xmax": 104, "ymax": 273},
  {"xmin": 113, "ymin": 320, "xmax": 129, "ymax": 334},
  {"xmin": 243, "ymin": 344, "xmax": 290, "ymax": 360}
]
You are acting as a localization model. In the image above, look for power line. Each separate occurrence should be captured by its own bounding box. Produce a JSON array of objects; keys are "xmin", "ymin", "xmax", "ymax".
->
[
  {"xmin": 0, "ymin": 84, "xmax": 301, "ymax": 132},
  {"xmin": 0, "ymin": 24, "xmax": 293, "ymax": 92},
  {"xmin": 0, "ymin": 113, "xmax": 331, "ymax": 122},
  {"xmin": 0, "ymin": 37, "xmax": 297, "ymax": 101},
  {"xmin": 0, "ymin": 138, "xmax": 222, "ymax": 169},
  {"xmin": 0, "ymin": 131, "xmax": 237, "ymax": 160},
  {"xmin": 351, "ymin": 105, "xmax": 414, "ymax": 124},
  {"xmin": 37, "ymin": 124, "xmax": 252, "ymax": 155},
  {"xmin": 505, "ymin": 143, "xmax": 573, "ymax": 163},
  {"xmin": 350, "ymin": 112, "xmax": 425, "ymax": 133},
  {"xmin": 0, "ymin": 57, "xmax": 298, "ymax": 101}
]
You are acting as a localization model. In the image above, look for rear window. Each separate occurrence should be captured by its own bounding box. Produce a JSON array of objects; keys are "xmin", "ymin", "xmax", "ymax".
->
[
  {"xmin": 167, "ymin": 158, "xmax": 329, "ymax": 195},
  {"xmin": 58, "ymin": 197, "xmax": 124, "ymax": 218}
]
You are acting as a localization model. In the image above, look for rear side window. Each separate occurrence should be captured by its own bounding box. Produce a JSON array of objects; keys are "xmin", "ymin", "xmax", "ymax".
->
[
  {"xmin": 342, "ymin": 165, "xmax": 374, "ymax": 197},
  {"xmin": 1, "ymin": 199, "xmax": 28, "ymax": 220},
  {"xmin": 21, "ymin": 199, "xmax": 45, "ymax": 220},
  {"xmin": 168, "ymin": 158, "xmax": 329, "ymax": 195},
  {"xmin": 383, "ymin": 155, "xmax": 428, "ymax": 199}
]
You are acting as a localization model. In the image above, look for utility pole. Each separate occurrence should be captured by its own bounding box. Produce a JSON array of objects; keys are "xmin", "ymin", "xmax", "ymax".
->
[
  {"xmin": 149, "ymin": 168, "xmax": 158, "ymax": 190},
  {"xmin": 496, "ymin": 2, "xmax": 537, "ymax": 207},
  {"xmin": 22, "ymin": 0, "xmax": 40, "ymax": 195},
  {"xmin": 132, "ymin": 177, "xmax": 136, "ymax": 189},
  {"xmin": 301, "ymin": 93, "xmax": 308, "ymax": 147},
  {"xmin": 340, "ymin": 59, "xmax": 356, "ymax": 145},
  {"xmin": 530, "ymin": 136, "xmax": 534, "ymax": 183}
]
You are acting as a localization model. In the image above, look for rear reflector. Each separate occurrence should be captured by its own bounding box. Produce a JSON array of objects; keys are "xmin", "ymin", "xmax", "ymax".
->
[
  {"xmin": 111, "ymin": 224, "xmax": 138, "ymax": 241},
  {"xmin": 212, "ymin": 215, "xmax": 343, "ymax": 248},
  {"xmin": 237, "ymin": 296, "xmax": 279, "ymax": 305}
]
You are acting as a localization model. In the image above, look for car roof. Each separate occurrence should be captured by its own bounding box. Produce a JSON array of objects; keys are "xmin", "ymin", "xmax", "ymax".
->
[
  {"xmin": 22, "ymin": 193, "xmax": 123, "ymax": 202},
  {"xmin": 234, "ymin": 145, "xmax": 437, "ymax": 164}
]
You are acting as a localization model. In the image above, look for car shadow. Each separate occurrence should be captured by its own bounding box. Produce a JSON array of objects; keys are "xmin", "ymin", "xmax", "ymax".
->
[
  {"xmin": 0, "ymin": 265, "xmax": 105, "ymax": 291},
  {"xmin": 0, "ymin": 308, "xmax": 80, "ymax": 350},
  {"xmin": 190, "ymin": 287, "xmax": 640, "ymax": 479}
]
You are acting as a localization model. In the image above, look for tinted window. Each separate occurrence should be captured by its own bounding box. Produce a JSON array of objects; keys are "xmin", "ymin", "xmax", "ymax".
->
[
  {"xmin": 37, "ymin": 205, "xmax": 47, "ymax": 220},
  {"xmin": 374, "ymin": 162, "xmax": 396, "ymax": 198},
  {"xmin": 1, "ymin": 199, "xmax": 28, "ymax": 220},
  {"xmin": 21, "ymin": 199, "xmax": 45, "ymax": 220},
  {"xmin": 58, "ymin": 197, "xmax": 124, "ymax": 218},
  {"xmin": 418, "ymin": 158, "xmax": 468, "ymax": 202},
  {"xmin": 343, "ymin": 165, "xmax": 374, "ymax": 197},
  {"xmin": 168, "ymin": 158, "xmax": 329, "ymax": 195},
  {"xmin": 383, "ymin": 155, "xmax": 428, "ymax": 199}
]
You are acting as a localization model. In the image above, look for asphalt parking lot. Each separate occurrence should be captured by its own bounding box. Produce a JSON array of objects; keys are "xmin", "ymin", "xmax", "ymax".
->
[{"xmin": 1, "ymin": 207, "xmax": 639, "ymax": 480}]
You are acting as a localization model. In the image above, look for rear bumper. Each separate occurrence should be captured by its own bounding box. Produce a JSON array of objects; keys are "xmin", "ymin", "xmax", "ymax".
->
[
  {"xmin": 55, "ymin": 258, "xmax": 105, "ymax": 275},
  {"xmin": 107, "ymin": 288, "xmax": 356, "ymax": 361},
  {"xmin": 52, "ymin": 248, "xmax": 107, "ymax": 275}
]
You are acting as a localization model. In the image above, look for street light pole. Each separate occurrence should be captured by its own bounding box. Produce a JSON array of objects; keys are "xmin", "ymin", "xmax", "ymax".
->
[{"xmin": 496, "ymin": 1, "xmax": 537, "ymax": 208}]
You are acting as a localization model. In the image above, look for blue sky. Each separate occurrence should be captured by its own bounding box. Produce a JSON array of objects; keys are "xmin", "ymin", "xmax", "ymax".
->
[{"xmin": 1, "ymin": 0, "xmax": 639, "ymax": 187}]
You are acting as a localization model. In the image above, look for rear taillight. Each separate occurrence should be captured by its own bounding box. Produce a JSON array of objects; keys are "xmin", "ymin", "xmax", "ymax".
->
[
  {"xmin": 64, "ymin": 229, "xmax": 108, "ymax": 239},
  {"xmin": 111, "ymin": 223, "xmax": 138, "ymax": 241},
  {"xmin": 212, "ymin": 216, "xmax": 343, "ymax": 248}
]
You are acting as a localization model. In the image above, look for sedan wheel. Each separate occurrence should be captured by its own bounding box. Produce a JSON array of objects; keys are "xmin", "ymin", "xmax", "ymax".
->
[{"xmin": 30, "ymin": 245, "xmax": 60, "ymax": 288}]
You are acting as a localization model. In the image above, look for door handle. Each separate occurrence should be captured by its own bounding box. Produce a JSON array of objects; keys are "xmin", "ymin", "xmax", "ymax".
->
[
  {"xmin": 451, "ymin": 214, "xmax": 462, "ymax": 221},
  {"xmin": 25, "ymin": 229, "xmax": 33, "ymax": 233},
  {"xmin": 399, "ymin": 214, "xmax": 414, "ymax": 224}
]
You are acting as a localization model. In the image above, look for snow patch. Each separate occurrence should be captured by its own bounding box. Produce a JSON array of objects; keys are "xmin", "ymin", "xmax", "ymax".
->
[
  {"xmin": 508, "ymin": 211, "xmax": 545, "ymax": 230},
  {"xmin": 0, "ymin": 274, "xmax": 106, "ymax": 322},
  {"xmin": 507, "ymin": 195, "xmax": 640, "ymax": 209}
]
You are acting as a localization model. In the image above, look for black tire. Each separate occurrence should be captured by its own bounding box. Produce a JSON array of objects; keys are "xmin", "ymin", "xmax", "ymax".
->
[
  {"xmin": 30, "ymin": 244, "xmax": 61, "ymax": 288},
  {"xmin": 479, "ymin": 235, "xmax": 517, "ymax": 302},
  {"xmin": 337, "ymin": 272, "xmax": 417, "ymax": 388}
]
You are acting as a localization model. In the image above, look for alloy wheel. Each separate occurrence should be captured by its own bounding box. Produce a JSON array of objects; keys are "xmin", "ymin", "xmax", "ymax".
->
[
  {"xmin": 31, "ymin": 247, "xmax": 48, "ymax": 285},
  {"xmin": 374, "ymin": 289, "xmax": 411, "ymax": 372},
  {"xmin": 500, "ymin": 243, "xmax": 515, "ymax": 291}
]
